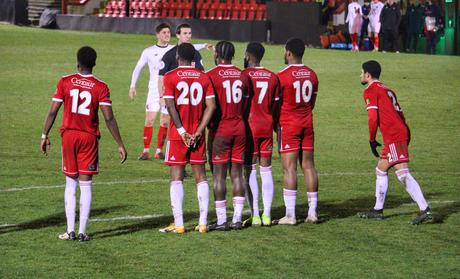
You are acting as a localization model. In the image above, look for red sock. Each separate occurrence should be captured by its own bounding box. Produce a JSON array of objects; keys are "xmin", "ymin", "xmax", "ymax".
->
[
  {"xmin": 352, "ymin": 33, "xmax": 358, "ymax": 48},
  {"xmin": 374, "ymin": 35, "xmax": 379, "ymax": 49},
  {"xmin": 143, "ymin": 126, "xmax": 153, "ymax": 150},
  {"xmin": 156, "ymin": 126, "xmax": 168, "ymax": 150}
]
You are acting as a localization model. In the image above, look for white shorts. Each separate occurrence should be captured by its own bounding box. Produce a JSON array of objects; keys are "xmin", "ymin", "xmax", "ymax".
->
[
  {"xmin": 368, "ymin": 20, "xmax": 381, "ymax": 33},
  {"xmin": 146, "ymin": 88, "xmax": 168, "ymax": 114}
]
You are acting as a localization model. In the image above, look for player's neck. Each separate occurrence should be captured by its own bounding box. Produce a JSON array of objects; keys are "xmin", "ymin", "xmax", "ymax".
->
[
  {"xmin": 248, "ymin": 62, "xmax": 261, "ymax": 68},
  {"xmin": 157, "ymin": 41, "xmax": 168, "ymax": 47},
  {"xmin": 79, "ymin": 68, "xmax": 92, "ymax": 76}
]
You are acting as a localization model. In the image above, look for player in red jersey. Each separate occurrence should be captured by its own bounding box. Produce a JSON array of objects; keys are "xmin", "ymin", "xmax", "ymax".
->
[
  {"xmin": 276, "ymin": 38, "xmax": 319, "ymax": 225},
  {"xmin": 159, "ymin": 43, "xmax": 216, "ymax": 234},
  {"xmin": 357, "ymin": 60, "xmax": 432, "ymax": 224},
  {"xmin": 206, "ymin": 41, "xmax": 251, "ymax": 231},
  {"xmin": 40, "ymin": 46, "xmax": 127, "ymax": 241},
  {"xmin": 241, "ymin": 42, "xmax": 280, "ymax": 227}
]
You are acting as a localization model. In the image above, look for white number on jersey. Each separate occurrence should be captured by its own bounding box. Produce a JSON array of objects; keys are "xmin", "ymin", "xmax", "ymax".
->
[
  {"xmin": 222, "ymin": 80, "xmax": 243, "ymax": 104},
  {"xmin": 176, "ymin": 81, "xmax": 204, "ymax": 106},
  {"xmin": 256, "ymin": 81, "xmax": 268, "ymax": 104},
  {"xmin": 387, "ymin": 91, "xmax": 402, "ymax": 112},
  {"xmin": 293, "ymin": 80, "xmax": 313, "ymax": 104},
  {"xmin": 70, "ymin": 89, "xmax": 91, "ymax": 115}
]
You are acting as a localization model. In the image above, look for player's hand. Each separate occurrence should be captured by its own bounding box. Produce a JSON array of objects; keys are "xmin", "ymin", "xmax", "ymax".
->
[
  {"xmin": 205, "ymin": 43, "xmax": 214, "ymax": 51},
  {"xmin": 160, "ymin": 97, "xmax": 165, "ymax": 107},
  {"xmin": 128, "ymin": 87, "xmax": 137, "ymax": 100},
  {"xmin": 369, "ymin": 140, "xmax": 382, "ymax": 158},
  {"xmin": 119, "ymin": 145, "xmax": 127, "ymax": 164},
  {"xmin": 191, "ymin": 131, "xmax": 203, "ymax": 149},
  {"xmin": 40, "ymin": 137, "xmax": 51, "ymax": 156},
  {"xmin": 181, "ymin": 132, "xmax": 193, "ymax": 148}
]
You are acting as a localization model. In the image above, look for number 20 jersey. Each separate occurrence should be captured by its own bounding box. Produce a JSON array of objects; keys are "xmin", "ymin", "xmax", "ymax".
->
[
  {"xmin": 52, "ymin": 73, "xmax": 112, "ymax": 138},
  {"xmin": 163, "ymin": 66, "xmax": 215, "ymax": 141},
  {"xmin": 277, "ymin": 64, "xmax": 319, "ymax": 128}
]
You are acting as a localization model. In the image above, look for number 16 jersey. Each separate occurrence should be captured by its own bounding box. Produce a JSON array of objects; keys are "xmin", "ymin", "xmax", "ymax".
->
[{"xmin": 52, "ymin": 73, "xmax": 112, "ymax": 138}]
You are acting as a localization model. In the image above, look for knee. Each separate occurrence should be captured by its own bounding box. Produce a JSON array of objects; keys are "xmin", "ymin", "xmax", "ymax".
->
[
  {"xmin": 395, "ymin": 168, "xmax": 410, "ymax": 184},
  {"xmin": 375, "ymin": 168, "xmax": 388, "ymax": 177}
]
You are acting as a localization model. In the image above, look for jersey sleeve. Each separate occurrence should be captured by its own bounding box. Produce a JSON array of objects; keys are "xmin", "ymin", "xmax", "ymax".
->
[
  {"xmin": 364, "ymin": 88, "xmax": 379, "ymax": 110},
  {"xmin": 273, "ymin": 76, "xmax": 280, "ymax": 101},
  {"xmin": 163, "ymin": 74, "xmax": 175, "ymax": 100},
  {"xmin": 159, "ymin": 51, "xmax": 173, "ymax": 76},
  {"xmin": 204, "ymin": 75, "xmax": 215, "ymax": 99},
  {"xmin": 99, "ymin": 84, "xmax": 112, "ymax": 106},
  {"xmin": 52, "ymin": 78, "xmax": 65, "ymax": 103}
]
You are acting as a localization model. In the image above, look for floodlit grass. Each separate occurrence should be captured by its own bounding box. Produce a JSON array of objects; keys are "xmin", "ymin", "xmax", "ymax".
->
[{"xmin": 0, "ymin": 24, "xmax": 459, "ymax": 278}]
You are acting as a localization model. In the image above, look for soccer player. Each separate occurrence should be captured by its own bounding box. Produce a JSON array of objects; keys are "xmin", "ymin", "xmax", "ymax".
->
[
  {"xmin": 369, "ymin": 0, "xmax": 384, "ymax": 51},
  {"xmin": 206, "ymin": 41, "xmax": 250, "ymax": 231},
  {"xmin": 130, "ymin": 23, "xmax": 210, "ymax": 160},
  {"xmin": 40, "ymin": 46, "xmax": 127, "ymax": 241},
  {"xmin": 241, "ymin": 42, "xmax": 280, "ymax": 227},
  {"xmin": 346, "ymin": 0, "xmax": 362, "ymax": 52},
  {"xmin": 159, "ymin": 43, "xmax": 216, "ymax": 234},
  {"xmin": 276, "ymin": 38, "xmax": 319, "ymax": 225},
  {"xmin": 357, "ymin": 60, "xmax": 432, "ymax": 224}
]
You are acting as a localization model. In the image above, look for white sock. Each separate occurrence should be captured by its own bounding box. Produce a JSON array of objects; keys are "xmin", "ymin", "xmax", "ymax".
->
[
  {"xmin": 283, "ymin": 188, "xmax": 297, "ymax": 219},
  {"xmin": 396, "ymin": 169, "xmax": 429, "ymax": 211},
  {"xmin": 249, "ymin": 164, "xmax": 260, "ymax": 217},
  {"xmin": 170, "ymin": 180, "xmax": 184, "ymax": 227},
  {"xmin": 65, "ymin": 176, "xmax": 77, "ymax": 233},
  {"xmin": 78, "ymin": 180, "xmax": 92, "ymax": 235},
  {"xmin": 232, "ymin": 196, "xmax": 245, "ymax": 223},
  {"xmin": 143, "ymin": 148, "xmax": 150, "ymax": 153},
  {"xmin": 374, "ymin": 168, "xmax": 389, "ymax": 210},
  {"xmin": 260, "ymin": 165, "xmax": 274, "ymax": 217},
  {"xmin": 156, "ymin": 148, "xmax": 161, "ymax": 154},
  {"xmin": 215, "ymin": 200, "xmax": 227, "ymax": 225},
  {"xmin": 307, "ymin": 192, "xmax": 318, "ymax": 217},
  {"xmin": 197, "ymin": 181, "xmax": 209, "ymax": 225}
]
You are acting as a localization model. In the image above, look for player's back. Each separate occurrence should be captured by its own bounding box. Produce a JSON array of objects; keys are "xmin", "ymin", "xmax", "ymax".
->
[
  {"xmin": 370, "ymin": 1, "xmax": 384, "ymax": 18},
  {"xmin": 364, "ymin": 81, "xmax": 409, "ymax": 143},
  {"xmin": 53, "ymin": 73, "xmax": 111, "ymax": 137},
  {"xmin": 242, "ymin": 67, "xmax": 279, "ymax": 137},
  {"xmin": 163, "ymin": 66, "xmax": 214, "ymax": 140},
  {"xmin": 277, "ymin": 64, "xmax": 318, "ymax": 128},
  {"xmin": 207, "ymin": 65, "xmax": 249, "ymax": 124}
]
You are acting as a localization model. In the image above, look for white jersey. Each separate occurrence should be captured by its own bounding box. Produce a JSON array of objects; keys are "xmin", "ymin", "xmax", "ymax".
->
[
  {"xmin": 130, "ymin": 43, "xmax": 207, "ymax": 93},
  {"xmin": 370, "ymin": 1, "xmax": 384, "ymax": 21}
]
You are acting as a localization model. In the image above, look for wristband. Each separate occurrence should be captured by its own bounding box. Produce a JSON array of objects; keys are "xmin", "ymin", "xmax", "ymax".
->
[
  {"xmin": 41, "ymin": 133, "xmax": 47, "ymax": 139},
  {"xmin": 177, "ymin": 127, "xmax": 186, "ymax": 135}
]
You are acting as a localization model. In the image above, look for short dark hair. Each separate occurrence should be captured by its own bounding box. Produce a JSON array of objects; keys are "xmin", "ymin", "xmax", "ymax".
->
[
  {"xmin": 177, "ymin": 43, "xmax": 196, "ymax": 62},
  {"xmin": 362, "ymin": 60, "xmax": 381, "ymax": 79},
  {"xmin": 77, "ymin": 46, "xmax": 97, "ymax": 69},
  {"xmin": 285, "ymin": 38, "xmax": 305, "ymax": 58},
  {"xmin": 246, "ymin": 42, "xmax": 265, "ymax": 62},
  {"xmin": 155, "ymin": 23, "xmax": 170, "ymax": 33},
  {"xmin": 176, "ymin": 23, "xmax": 191, "ymax": 35},
  {"xmin": 215, "ymin": 41, "xmax": 235, "ymax": 61}
]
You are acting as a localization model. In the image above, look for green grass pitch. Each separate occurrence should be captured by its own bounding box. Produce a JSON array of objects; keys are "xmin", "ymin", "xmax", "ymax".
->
[{"xmin": 0, "ymin": 23, "xmax": 459, "ymax": 278}]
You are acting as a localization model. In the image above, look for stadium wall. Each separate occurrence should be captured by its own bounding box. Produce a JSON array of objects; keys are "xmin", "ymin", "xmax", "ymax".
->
[
  {"xmin": 56, "ymin": 15, "xmax": 267, "ymax": 42},
  {"xmin": 0, "ymin": 0, "xmax": 28, "ymax": 25}
]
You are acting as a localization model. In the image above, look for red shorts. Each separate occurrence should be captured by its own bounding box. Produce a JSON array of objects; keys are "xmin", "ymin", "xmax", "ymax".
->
[
  {"xmin": 278, "ymin": 125, "xmax": 314, "ymax": 153},
  {"xmin": 61, "ymin": 130, "xmax": 99, "ymax": 176},
  {"xmin": 164, "ymin": 138, "xmax": 207, "ymax": 166},
  {"xmin": 211, "ymin": 134, "xmax": 246, "ymax": 164},
  {"xmin": 251, "ymin": 137, "xmax": 273, "ymax": 158},
  {"xmin": 381, "ymin": 141, "xmax": 410, "ymax": 167}
]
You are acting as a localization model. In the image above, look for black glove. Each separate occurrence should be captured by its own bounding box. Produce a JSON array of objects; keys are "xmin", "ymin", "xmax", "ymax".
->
[{"xmin": 369, "ymin": 141, "xmax": 382, "ymax": 158}]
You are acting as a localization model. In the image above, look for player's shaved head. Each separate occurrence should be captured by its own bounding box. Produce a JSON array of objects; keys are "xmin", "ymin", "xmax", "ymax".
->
[
  {"xmin": 215, "ymin": 41, "xmax": 235, "ymax": 62},
  {"xmin": 77, "ymin": 46, "xmax": 97, "ymax": 69},
  {"xmin": 362, "ymin": 60, "xmax": 381, "ymax": 79},
  {"xmin": 156, "ymin": 23, "xmax": 170, "ymax": 33},
  {"xmin": 177, "ymin": 43, "xmax": 195, "ymax": 62},
  {"xmin": 285, "ymin": 38, "xmax": 305, "ymax": 59},
  {"xmin": 246, "ymin": 42, "xmax": 265, "ymax": 62}
]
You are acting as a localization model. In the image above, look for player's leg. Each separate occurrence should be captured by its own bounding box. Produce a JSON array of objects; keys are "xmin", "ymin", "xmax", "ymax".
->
[
  {"xmin": 209, "ymin": 163, "xmax": 229, "ymax": 231},
  {"xmin": 168, "ymin": 165, "xmax": 186, "ymax": 232},
  {"xmin": 245, "ymin": 137, "xmax": 260, "ymax": 225},
  {"xmin": 155, "ymin": 110, "xmax": 169, "ymax": 159},
  {"xmin": 190, "ymin": 141, "xmax": 210, "ymax": 233},
  {"xmin": 394, "ymin": 162, "xmax": 432, "ymax": 224},
  {"xmin": 259, "ymin": 138, "xmax": 274, "ymax": 226},
  {"xmin": 300, "ymin": 150, "xmax": 319, "ymax": 223},
  {"xmin": 279, "ymin": 152, "xmax": 298, "ymax": 224},
  {"xmin": 77, "ymin": 174, "xmax": 93, "ymax": 241},
  {"xmin": 140, "ymin": 90, "xmax": 159, "ymax": 160},
  {"xmin": 230, "ymin": 162, "xmax": 245, "ymax": 229}
]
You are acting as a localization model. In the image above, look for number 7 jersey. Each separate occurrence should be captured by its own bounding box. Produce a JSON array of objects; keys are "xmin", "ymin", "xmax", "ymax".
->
[
  {"xmin": 277, "ymin": 64, "xmax": 319, "ymax": 127},
  {"xmin": 52, "ymin": 73, "xmax": 112, "ymax": 137}
]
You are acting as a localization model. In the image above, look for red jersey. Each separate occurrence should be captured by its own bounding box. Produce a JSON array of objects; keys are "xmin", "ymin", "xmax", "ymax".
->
[
  {"xmin": 277, "ymin": 64, "xmax": 319, "ymax": 128},
  {"xmin": 206, "ymin": 64, "xmax": 250, "ymax": 134},
  {"xmin": 163, "ymin": 66, "xmax": 215, "ymax": 140},
  {"xmin": 52, "ymin": 73, "xmax": 112, "ymax": 137},
  {"xmin": 364, "ymin": 80, "xmax": 409, "ymax": 144},
  {"xmin": 242, "ymin": 67, "xmax": 280, "ymax": 137}
]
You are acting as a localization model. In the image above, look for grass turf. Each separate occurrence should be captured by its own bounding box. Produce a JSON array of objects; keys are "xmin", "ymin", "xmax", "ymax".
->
[{"xmin": 0, "ymin": 23, "xmax": 459, "ymax": 278}]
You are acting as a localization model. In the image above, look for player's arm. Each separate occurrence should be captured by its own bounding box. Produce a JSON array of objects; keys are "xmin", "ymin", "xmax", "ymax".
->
[
  {"xmin": 193, "ymin": 97, "xmax": 216, "ymax": 145},
  {"xmin": 367, "ymin": 108, "xmax": 381, "ymax": 157},
  {"xmin": 193, "ymin": 43, "xmax": 214, "ymax": 51},
  {"xmin": 129, "ymin": 51, "xmax": 148, "ymax": 100},
  {"xmin": 272, "ymin": 78, "xmax": 281, "ymax": 132},
  {"xmin": 100, "ymin": 105, "xmax": 127, "ymax": 163},
  {"xmin": 165, "ymin": 98, "xmax": 192, "ymax": 147},
  {"xmin": 40, "ymin": 101, "xmax": 62, "ymax": 155}
]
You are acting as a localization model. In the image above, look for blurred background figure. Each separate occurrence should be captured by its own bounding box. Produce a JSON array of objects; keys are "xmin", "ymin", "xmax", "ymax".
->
[
  {"xmin": 423, "ymin": 0, "xmax": 442, "ymax": 54},
  {"xmin": 359, "ymin": 0, "xmax": 371, "ymax": 50},
  {"xmin": 405, "ymin": 0, "xmax": 425, "ymax": 52},
  {"xmin": 346, "ymin": 0, "xmax": 363, "ymax": 51},
  {"xmin": 380, "ymin": 0, "xmax": 401, "ymax": 52},
  {"xmin": 369, "ymin": 0, "xmax": 385, "ymax": 51}
]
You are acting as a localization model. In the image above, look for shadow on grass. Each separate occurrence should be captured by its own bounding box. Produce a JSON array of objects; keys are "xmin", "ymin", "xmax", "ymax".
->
[{"xmin": 0, "ymin": 206, "xmax": 127, "ymax": 235}]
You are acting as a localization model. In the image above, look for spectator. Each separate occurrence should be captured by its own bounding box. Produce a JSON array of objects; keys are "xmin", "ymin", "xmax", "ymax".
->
[
  {"xmin": 346, "ymin": 0, "xmax": 362, "ymax": 52},
  {"xmin": 380, "ymin": 0, "xmax": 401, "ymax": 52},
  {"xmin": 424, "ymin": 0, "xmax": 442, "ymax": 54},
  {"xmin": 405, "ymin": 0, "xmax": 425, "ymax": 52},
  {"xmin": 359, "ymin": 0, "xmax": 371, "ymax": 49}
]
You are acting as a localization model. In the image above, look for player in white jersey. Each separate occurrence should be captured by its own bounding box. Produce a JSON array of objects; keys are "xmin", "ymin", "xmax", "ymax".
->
[
  {"xmin": 346, "ymin": 0, "xmax": 362, "ymax": 52},
  {"xmin": 129, "ymin": 23, "xmax": 210, "ymax": 160},
  {"xmin": 369, "ymin": 0, "xmax": 384, "ymax": 51}
]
